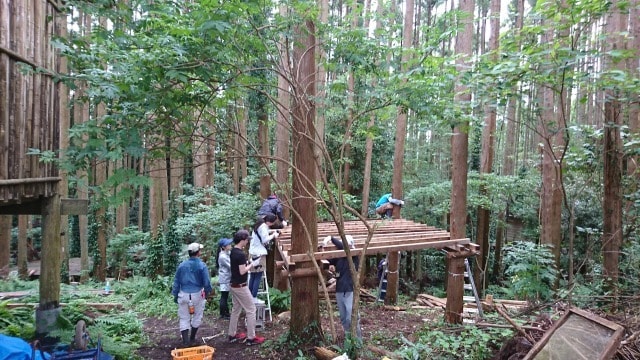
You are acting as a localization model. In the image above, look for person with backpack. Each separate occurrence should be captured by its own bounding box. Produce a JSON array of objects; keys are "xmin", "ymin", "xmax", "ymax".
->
[{"xmin": 248, "ymin": 214, "xmax": 280, "ymax": 300}]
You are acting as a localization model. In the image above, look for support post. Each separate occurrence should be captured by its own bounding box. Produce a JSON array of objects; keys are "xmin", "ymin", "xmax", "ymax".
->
[
  {"xmin": 384, "ymin": 251, "xmax": 400, "ymax": 305},
  {"xmin": 445, "ymin": 256, "xmax": 465, "ymax": 324},
  {"xmin": 37, "ymin": 194, "xmax": 62, "ymax": 336}
]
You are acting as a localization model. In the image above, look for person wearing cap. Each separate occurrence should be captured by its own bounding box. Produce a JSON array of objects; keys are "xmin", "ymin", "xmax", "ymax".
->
[
  {"xmin": 171, "ymin": 241, "xmax": 213, "ymax": 346},
  {"xmin": 327, "ymin": 236, "xmax": 362, "ymax": 340},
  {"xmin": 217, "ymin": 238, "xmax": 234, "ymax": 319},
  {"xmin": 375, "ymin": 193, "xmax": 405, "ymax": 219},
  {"xmin": 257, "ymin": 194, "xmax": 287, "ymax": 228},
  {"xmin": 228, "ymin": 230, "xmax": 265, "ymax": 346}
]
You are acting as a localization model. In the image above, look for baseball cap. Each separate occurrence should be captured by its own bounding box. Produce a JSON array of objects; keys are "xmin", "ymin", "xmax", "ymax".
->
[
  {"xmin": 218, "ymin": 238, "xmax": 233, "ymax": 248},
  {"xmin": 187, "ymin": 242, "xmax": 204, "ymax": 252}
]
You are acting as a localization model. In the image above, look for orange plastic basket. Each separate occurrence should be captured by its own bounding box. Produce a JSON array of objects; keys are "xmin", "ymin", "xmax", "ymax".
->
[{"xmin": 171, "ymin": 345, "xmax": 215, "ymax": 360}]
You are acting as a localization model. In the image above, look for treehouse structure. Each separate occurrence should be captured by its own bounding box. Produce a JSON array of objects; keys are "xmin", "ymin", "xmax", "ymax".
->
[
  {"xmin": 0, "ymin": 0, "xmax": 75, "ymax": 336},
  {"xmin": 275, "ymin": 219, "xmax": 479, "ymax": 323}
]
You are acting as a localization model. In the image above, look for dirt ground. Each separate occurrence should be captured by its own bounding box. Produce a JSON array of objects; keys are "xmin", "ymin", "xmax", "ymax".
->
[
  {"xmin": 135, "ymin": 301, "xmax": 434, "ymax": 360},
  {"xmin": 136, "ymin": 298, "xmax": 640, "ymax": 360}
]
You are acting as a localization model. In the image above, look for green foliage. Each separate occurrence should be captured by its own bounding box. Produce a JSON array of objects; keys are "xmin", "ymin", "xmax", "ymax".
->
[
  {"xmin": 163, "ymin": 199, "xmax": 183, "ymax": 276},
  {"xmin": 174, "ymin": 189, "xmax": 258, "ymax": 258},
  {"xmin": 399, "ymin": 323, "xmax": 513, "ymax": 360},
  {"xmin": 503, "ymin": 242, "xmax": 558, "ymax": 302},
  {"xmin": 107, "ymin": 227, "xmax": 149, "ymax": 278},
  {"xmin": 267, "ymin": 288, "xmax": 291, "ymax": 314},
  {"xmin": 91, "ymin": 311, "xmax": 145, "ymax": 359},
  {"xmin": 119, "ymin": 276, "xmax": 176, "ymax": 318},
  {"xmin": 143, "ymin": 229, "xmax": 165, "ymax": 278},
  {"xmin": 0, "ymin": 300, "xmax": 36, "ymax": 339}
]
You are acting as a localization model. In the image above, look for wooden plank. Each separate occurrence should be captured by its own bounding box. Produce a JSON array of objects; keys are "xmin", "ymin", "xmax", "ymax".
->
[
  {"xmin": 279, "ymin": 231, "xmax": 452, "ymax": 251},
  {"xmin": 289, "ymin": 238, "xmax": 470, "ymax": 262},
  {"xmin": 6, "ymin": 302, "xmax": 123, "ymax": 310}
]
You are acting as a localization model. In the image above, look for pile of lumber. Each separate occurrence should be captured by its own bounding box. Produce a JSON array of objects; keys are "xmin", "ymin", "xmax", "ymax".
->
[{"xmin": 416, "ymin": 294, "xmax": 446, "ymax": 308}]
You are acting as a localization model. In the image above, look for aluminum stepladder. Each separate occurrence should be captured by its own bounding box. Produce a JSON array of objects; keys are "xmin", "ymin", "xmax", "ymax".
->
[
  {"xmin": 376, "ymin": 255, "xmax": 388, "ymax": 302},
  {"xmin": 463, "ymin": 257, "xmax": 484, "ymax": 318},
  {"xmin": 253, "ymin": 269, "xmax": 272, "ymax": 324}
]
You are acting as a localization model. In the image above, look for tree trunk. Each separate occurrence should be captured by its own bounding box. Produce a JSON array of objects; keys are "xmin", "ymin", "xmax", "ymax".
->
[
  {"xmin": 387, "ymin": 0, "xmax": 415, "ymax": 306},
  {"xmin": 17, "ymin": 216, "xmax": 28, "ymax": 279},
  {"xmin": 289, "ymin": 15, "xmax": 320, "ymax": 340},
  {"xmin": 602, "ymin": 3, "xmax": 626, "ymax": 303},
  {"xmin": 474, "ymin": 0, "xmax": 500, "ymax": 296},
  {"xmin": 276, "ymin": 4, "xmax": 291, "ymax": 217},
  {"xmin": 447, "ymin": 0, "xmax": 475, "ymax": 324},
  {"xmin": 39, "ymin": 194, "xmax": 61, "ymax": 309},
  {"xmin": 258, "ymin": 98, "xmax": 270, "ymax": 200},
  {"xmin": 0, "ymin": 215, "xmax": 10, "ymax": 275}
]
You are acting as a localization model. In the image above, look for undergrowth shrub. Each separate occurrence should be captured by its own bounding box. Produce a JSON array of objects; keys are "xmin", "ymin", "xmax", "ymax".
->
[
  {"xmin": 398, "ymin": 323, "xmax": 513, "ymax": 360},
  {"xmin": 502, "ymin": 241, "xmax": 557, "ymax": 302}
]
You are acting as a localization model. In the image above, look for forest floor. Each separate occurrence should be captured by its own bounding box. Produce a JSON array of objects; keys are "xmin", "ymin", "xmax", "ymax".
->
[
  {"xmin": 136, "ymin": 296, "xmax": 640, "ymax": 360},
  {"xmin": 136, "ymin": 298, "xmax": 440, "ymax": 360}
]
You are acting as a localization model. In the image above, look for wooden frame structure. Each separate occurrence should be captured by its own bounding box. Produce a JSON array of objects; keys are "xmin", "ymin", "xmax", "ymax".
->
[
  {"xmin": 523, "ymin": 307, "xmax": 624, "ymax": 360},
  {"xmin": 273, "ymin": 219, "xmax": 478, "ymax": 323},
  {"xmin": 0, "ymin": 0, "xmax": 79, "ymax": 337}
]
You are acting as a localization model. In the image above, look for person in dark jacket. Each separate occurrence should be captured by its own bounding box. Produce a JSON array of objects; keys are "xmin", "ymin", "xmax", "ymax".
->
[
  {"xmin": 327, "ymin": 236, "xmax": 362, "ymax": 339},
  {"xmin": 257, "ymin": 194, "xmax": 287, "ymax": 228}
]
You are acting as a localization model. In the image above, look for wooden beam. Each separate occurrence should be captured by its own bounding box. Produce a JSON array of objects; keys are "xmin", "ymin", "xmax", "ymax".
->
[
  {"xmin": 289, "ymin": 239, "xmax": 470, "ymax": 262},
  {"xmin": 279, "ymin": 231, "xmax": 452, "ymax": 251}
]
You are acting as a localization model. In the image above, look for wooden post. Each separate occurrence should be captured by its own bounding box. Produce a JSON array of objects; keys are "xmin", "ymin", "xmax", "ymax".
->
[
  {"xmin": 445, "ymin": 256, "xmax": 465, "ymax": 324},
  {"xmin": 384, "ymin": 251, "xmax": 400, "ymax": 305},
  {"xmin": 37, "ymin": 194, "xmax": 62, "ymax": 336}
]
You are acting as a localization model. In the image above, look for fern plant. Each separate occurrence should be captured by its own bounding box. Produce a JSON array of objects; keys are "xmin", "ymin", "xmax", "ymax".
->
[{"xmin": 503, "ymin": 241, "xmax": 558, "ymax": 302}]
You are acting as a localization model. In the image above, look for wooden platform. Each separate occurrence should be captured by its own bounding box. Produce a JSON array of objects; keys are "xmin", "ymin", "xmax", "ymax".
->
[
  {"xmin": 275, "ymin": 219, "xmax": 477, "ymax": 270},
  {"xmin": 11, "ymin": 257, "xmax": 88, "ymax": 277}
]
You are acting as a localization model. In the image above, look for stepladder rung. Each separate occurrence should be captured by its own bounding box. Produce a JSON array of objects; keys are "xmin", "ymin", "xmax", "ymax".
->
[
  {"xmin": 251, "ymin": 269, "xmax": 272, "ymax": 323},
  {"xmin": 463, "ymin": 258, "xmax": 484, "ymax": 318}
]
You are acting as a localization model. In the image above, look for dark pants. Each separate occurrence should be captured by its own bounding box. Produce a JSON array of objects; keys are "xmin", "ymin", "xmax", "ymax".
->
[{"xmin": 219, "ymin": 291, "xmax": 230, "ymax": 317}]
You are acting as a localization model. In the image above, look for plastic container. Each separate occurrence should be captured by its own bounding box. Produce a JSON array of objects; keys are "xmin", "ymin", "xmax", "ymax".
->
[{"xmin": 171, "ymin": 345, "xmax": 215, "ymax": 360}]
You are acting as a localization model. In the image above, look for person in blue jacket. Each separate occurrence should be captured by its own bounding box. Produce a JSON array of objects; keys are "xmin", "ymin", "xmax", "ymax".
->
[
  {"xmin": 172, "ymin": 242, "xmax": 213, "ymax": 346},
  {"xmin": 375, "ymin": 193, "xmax": 405, "ymax": 218}
]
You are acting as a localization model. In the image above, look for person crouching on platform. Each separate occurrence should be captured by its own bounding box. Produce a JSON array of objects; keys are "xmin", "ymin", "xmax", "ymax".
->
[
  {"xmin": 228, "ymin": 230, "xmax": 265, "ymax": 345},
  {"xmin": 171, "ymin": 241, "xmax": 213, "ymax": 346}
]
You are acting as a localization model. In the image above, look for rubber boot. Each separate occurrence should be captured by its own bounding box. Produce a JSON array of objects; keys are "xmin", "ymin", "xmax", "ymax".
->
[
  {"xmin": 190, "ymin": 327, "xmax": 198, "ymax": 345},
  {"xmin": 181, "ymin": 329, "xmax": 189, "ymax": 346}
]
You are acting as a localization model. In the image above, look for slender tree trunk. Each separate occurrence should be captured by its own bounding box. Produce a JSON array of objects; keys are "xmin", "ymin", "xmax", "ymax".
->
[
  {"xmin": 361, "ymin": 0, "xmax": 385, "ymax": 216},
  {"xmin": 474, "ymin": 0, "xmax": 500, "ymax": 296},
  {"xmin": 276, "ymin": 2, "xmax": 291, "ymax": 217},
  {"xmin": 387, "ymin": 0, "xmax": 415, "ymax": 306},
  {"xmin": 0, "ymin": 216, "xmax": 10, "ymax": 275}
]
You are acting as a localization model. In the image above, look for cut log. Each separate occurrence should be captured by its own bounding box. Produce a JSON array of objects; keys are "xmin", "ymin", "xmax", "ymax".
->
[
  {"xmin": 313, "ymin": 346, "xmax": 339, "ymax": 360},
  {"xmin": 367, "ymin": 345, "xmax": 401, "ymax": 359},
  {"xmin": 383, "ymin": 305, "xmax": 405, "ymax": 311}
]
